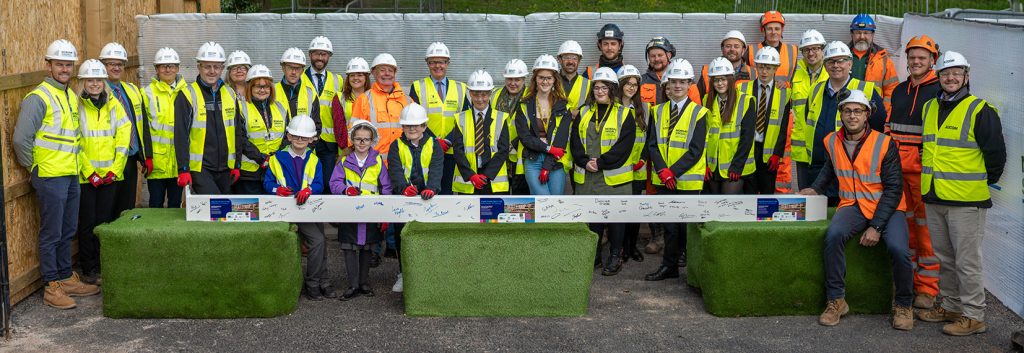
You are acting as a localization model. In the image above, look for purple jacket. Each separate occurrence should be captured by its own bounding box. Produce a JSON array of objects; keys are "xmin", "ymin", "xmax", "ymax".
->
[{"xmin": 329, "ymin": 149, "xmax": 392, "ymax": 196}]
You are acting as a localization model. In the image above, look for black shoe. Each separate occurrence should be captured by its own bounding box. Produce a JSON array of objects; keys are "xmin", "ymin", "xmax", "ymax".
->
[
  {"xmin": 383, "ymin": 248, "xmax": 398, "ymax": 259},
  {"xmin": 81, "ymin": 271, "xmax": 101, "ymax": 285},
  {"xmin": 359, "ymin": 285, "xmax": 375, "ymax": 297},
  {"xmin": 601, "ymin": 256, "xmax": 622, "ymax": 276},
  {"xmin": 678, "ymin": 253, "xmax": 687, "ymax": 268},
  {"xmin": 304, "ymin": 286, "xmax": 323, "ymax": 301},
  {"xmin": 594, "ymin": 257, "xmax": 603, "ymax": 270},
  {"xmin": 320, "ymin": 284, "xmax": 337, "ymax": 299},
  {"xmin": 630, "ymin": 250, "xmax": 644, "ymax": 263},
  {"xmin": 369, "ymin": 253, "xmax": 381, "ymax": 268},
  {"xmin": 644, "ymin": 266, "xmax": 680, "ymax": 281},
  {"xmin": 339, "ymin": 287, "xmax": 359, "ymax": 301}
]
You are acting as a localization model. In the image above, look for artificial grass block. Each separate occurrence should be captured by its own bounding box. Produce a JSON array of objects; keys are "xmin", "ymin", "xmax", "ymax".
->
[
  {"xmin": 401, "ymin": 222, "xmax": 597, "ymax": 317},
  {"xmin": 96, "ymin": 208, "xmax": 301, "ymax": 318}
]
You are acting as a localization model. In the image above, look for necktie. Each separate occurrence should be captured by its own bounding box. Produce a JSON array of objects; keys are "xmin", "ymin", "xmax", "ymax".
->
[
  {"xmin": 436, "ymin": 80, "xmax": 446, "ymax": 100},
  {"xmin": 316, "ymin": 74, "xmax": 325, "ymax": 94},
  {"xmin": 757, "ymin": 85, "xmax": 769, "ymax": 136},
  {"xmin": 475, "ymin": 112, "xmax": 487, "ymax": 158},
  {"xmin": 668, "ymin": 103, "xmax": 682, "ymax": 129}
]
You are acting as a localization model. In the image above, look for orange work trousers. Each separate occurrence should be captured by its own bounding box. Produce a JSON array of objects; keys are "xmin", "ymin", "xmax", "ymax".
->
[{"xmin": 904, "ymin": 172, "xmax": 939, "ymax": 296}]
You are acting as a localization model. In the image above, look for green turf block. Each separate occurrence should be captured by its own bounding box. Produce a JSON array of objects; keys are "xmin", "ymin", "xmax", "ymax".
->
[
  {"xmin": 686, "ymin": 223, "xmax": 703, "ymax": 288},
  {"xmin": 401, "ymin": 222, "xmax": 597, "ymax": 317},
  {"xmin": 96, "ymin": 208, "xmax": 301, "ymax": 318}
]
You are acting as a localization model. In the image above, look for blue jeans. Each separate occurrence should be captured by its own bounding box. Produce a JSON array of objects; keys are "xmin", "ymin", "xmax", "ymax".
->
[
  {"xmin": 523, "ymin": 156, "xmax": 565, "ymax": 195},
  {"xmin": 147, "ymin": 178, "xmax": 183, "ymax": 208},
  {"xmin": 31, "ymin": 170, "xmax": 79, "ymax": 282},
  {"xmin": 824, "ymin": 206, "xmax": 913, "ymax": 307}
]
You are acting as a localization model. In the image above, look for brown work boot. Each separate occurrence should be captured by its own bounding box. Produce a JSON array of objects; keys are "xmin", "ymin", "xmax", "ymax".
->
[
  {"xmin": 892, "ymin": 305, "xmax": 914, "ymax": 330},
  {"xmin": 818, "ymin": 298, "xmax": 849, "ymax": 326},
  {"xmin": 61, "ymin": 272, "xmax": 101, "ymax": 297},
  {"xmin": 917, "ymin": 306, "xmax": 962, "ymax": 323},
  {"xmin": 644, "ymin": 226, "xmax": 664, "ymax": 254},
  {"xmin": 44, "ymin": 281, "xmax": 77, "ymax": 309},
  {"xmin": 943, "ymin": 316, "xmax": 987, "ymax": 336},
  {"xmin": 913, "ymin": 293, "xmax": 935, "ymax": 309}
]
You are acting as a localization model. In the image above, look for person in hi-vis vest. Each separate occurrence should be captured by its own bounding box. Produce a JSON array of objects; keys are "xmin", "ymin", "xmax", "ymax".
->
[
  {"xmin": 447, "ymin": 70, "xmax": 511, "ymax": 195},
  {"xmin": 409, "ymin": 42, "xmax": 471, "ymax": 195}
]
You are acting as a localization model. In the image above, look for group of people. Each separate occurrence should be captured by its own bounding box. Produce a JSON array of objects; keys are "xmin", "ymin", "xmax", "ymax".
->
[{"xmin": 16, "ymin": 10, "xmax": 1005, "ymax": 336}]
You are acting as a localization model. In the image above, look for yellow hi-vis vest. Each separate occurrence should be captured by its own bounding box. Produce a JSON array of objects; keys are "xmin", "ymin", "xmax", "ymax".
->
[
  {"xmin": 793, "ymin": 78, "xmax": 877, "ymax": 163},
  {"xmin": 268, "ymin": 148, "xmax": 319, "ymax": 190},
  {"xmin": 564, "ymin": 74, "xmax": 591, "ymax": 112},
  {"xmin": 706, "ymin": 93, "xmax": 756, "ymax": 177},
  {"xmin": 144, "ymin": 76, "xmax": 186, "ymax": 179},
  {"xmin": 78, "ymin": 94, "xmax": 131, "ymax": 183},
  {"xmin": 921, "ymin": 95, "xmax": 993, "ymax": 202},
  {"xmin": 343, "ymin": 154, "xmax": 386, "ymax": 195},
  {"xmin": 790, "ymin": 59, "xmax": 829, "ymax": 113},
  {"xmin": 572, "ymin": 104, "xmax": 634, "ymax": 186},
  {"xmin": 275, "ymin": 78, "xmax": 317, "ymax": 118},
  {"xmin": 311, "ymin": 70, "xmax": 343, "ymax": 143},
  {"xmin": 491, "ymin": 87, "xmax": 524, "ymax": 170},
  {"xmin": 738, "ymin": 82, "xmax": 790, "ymax": 163},
  {"xmin": 27, "ymin": 81, "xmax": 81, "ymax": 177},
  {"xmin": 651, "ymin": 101, "xmax": 708, "ymax": 190},
  {"xmin": 514, "ymin": 102, "xmax": 573, "ymax": 174},
  {"xmin": 630, "ymin": 104, "xmax": 649, "ymax": 181},
  {"xmin": 183, "ymin": 82, "xmax": 238, "ymax": 172},
  {"xmin": 239, "ymin": 100, "xmax": 288, "ymax": 172},
  {"xmin": 110, "ymin": 81, "xmax": 147, "ymax": 157},
  {"xmin": 451, "ymin": 110, "xmax": 510, "ymax": 194},
  {"xmin": 396, "ymin": 138, "xmax": 435, "ymax": 185},
  {"xmin": 412, "ymin": 77, "xmax": 467, "ymax": 154}
]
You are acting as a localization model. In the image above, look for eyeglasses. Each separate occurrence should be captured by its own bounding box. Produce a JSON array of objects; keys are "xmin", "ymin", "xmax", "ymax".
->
[
  {"xmin": 103, "ymin": 61, "xmax": 126, "ymax": 68},
  {"xmin": 199, "ymin": 64, "xmax": 224, "ymax": 71},
  {"xmin": 252, "ymin": 84, "xmax": 272, "ymax": 90},
  {"xmin": 282, "ymin": 65, "xmax": 304, "ymax": 72},
  {"xmin": 825, "ymin": 58, "xmax": 851, "ymax": 66},
  {"xmin": 536, "ymin": 75, "xmax": 555, "ymax": 82},
  {"xmin": 427, "ymin": 60, "xmax": 449, "ymax": 66},
  {"xmin": 622, "ymin": 82, "xmax": 638, "ymax": 88},
  {"xmin": 938, "ymin": 71, "xmax": 966, "ymax": 78},
  {"xmin": 156, "ymin": 64, "xmax": 178, "ymax": 70},
  {"xmin": 230, "ymin": 66, "xmax": 248, "ymax": 73},
  {"xmin": 801, "ymin": 46, "xmax": 824, "ymax": 54},
  {"xmin": 593, "ymin": 86, "xmax": 609, "ymax": 92},
  {"xmin": 291, "ymin": 136, "xmax": 315, "ymax": 142},
  {"xmin": 711, "ymin": 77, "xmax": 729, "ymax": 84},
  {"xmin": 841, "ymin": 108, "xmax": 868, "ymax": 116},
  {"xmin": 352, "ymin": 137, "xmax": 373, "ymax": 143}
]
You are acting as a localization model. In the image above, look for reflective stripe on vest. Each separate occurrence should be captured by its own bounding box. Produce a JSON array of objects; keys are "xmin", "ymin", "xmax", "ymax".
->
[
  {"xmin": 921, "ymin": 96, "xmax": 990, "ymax": 202},
  {"xmin": 144, "ymin": 77, "xmax": 185, "ymax": 178},
  {"xmin": 651, "ymin": 101, "xmax": 707, "ymax": 190},
  {"xmin": 797, "ymin": 78, "xmax": 874, "ymax": 163},
  {"xmin": 78, "ymin": 97, "xmax": 131, "ymax": 182},
  {"xmin": 344, "ymin": 154, "xmax": 385, "ymax": 194},
  {"xmin": 825, "ymin": 130, "xmax": 906, "ymax": 218},
  {"xmin": 240, "ymin": 101, "xmax": 288, "ymax": 172},
  {"xmin": 738, "ymin": 82, "xmax": 790, "ymax": 163},
  {"xmin": 451, "ymin": 110, "xmax": 510, "ymax": 193},
  {"xmin": 572, "ymin": 104, "xmax": 633, "ymax": 186},
  {"xmin": 184, "ymin": 83, "xmax": 238, "ymax": 172},
  {"xmin": 748, "ymin": 43, "xmax": 798, "ymax": 88},
  {"xmin": 269, "ymin": 149, "xmax": 319, "ymax": 190},
  {"xmin": 414, "ymin": 78, "xmax": 467, "ymax": 143},
  {"xmin": 396, "ymin": 138, "xmax": 435, "ymax": 185},
  {"xmin": 28, "ymin": 82, "xmax": 81, "ymax": 177},
  {"xmin": 275, "ymin": 80, "xmax": 316, "ymax": 118},
  {"xmin": 565, "ymin": 75, "xmax": 591, "ymax": 111},
  {"xmin": 708, "ymin": 93, "xmax": 756, "ymax": 177},
  {"xmin": 317, "ymin": 71, "xmax": 343, "ymax": 142}
]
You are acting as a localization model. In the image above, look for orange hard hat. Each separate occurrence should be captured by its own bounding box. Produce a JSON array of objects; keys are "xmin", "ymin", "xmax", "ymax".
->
[
  {"xmin": 905, "ymin": 35, "xmax": 939, "ymax": 59},
  {"xmin": 761, "ymin": 10, "xmax": 785, "ymax": 28}
]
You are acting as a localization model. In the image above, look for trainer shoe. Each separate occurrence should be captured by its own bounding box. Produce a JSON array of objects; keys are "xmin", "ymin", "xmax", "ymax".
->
[
  {"xmin": 892, "ymin": 305, "xmax": 914, "ymax": 330},
  {"xmin": 61, "ymin": 272, "xmax": 101, "ymax": 297},
  {"xmin": 913, "ymin": 293, "xmax": 935, "ymax": 309},
  {"xmin": 392, "ymin": 273, "xmax": 404, "ymax": 293},
  {"xmin": 917, "ymin": 307, "xmax": 961, "ymax": 323},
  {"xmin": 818, "ymin": 298, "xmax": 849, "ymax": 326},
  {"xmin": 943, "ymin": 316, "xmax": 987, "ymax": 336},
  {"xmin": 44, "ymin": 281, "xmax": 76, "ymax": 310}
]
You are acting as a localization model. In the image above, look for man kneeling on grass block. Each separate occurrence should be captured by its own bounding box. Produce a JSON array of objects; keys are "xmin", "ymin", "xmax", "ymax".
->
[{"xmin": 798, "ymin": 89, "xmax": 913, "ymax": 330}]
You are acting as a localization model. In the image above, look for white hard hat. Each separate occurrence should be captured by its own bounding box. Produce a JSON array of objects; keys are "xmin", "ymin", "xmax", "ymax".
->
[
  {"xmin": 77, "ymin": 59, "xmax": 107, "ymax": 79},
  {"xmin": 226, "ymin": 50, "xmax": 251, "ymax": 69},
  {"xmin": 195, "ymin": 41, "xmax": 226, "ymax": 63},
  {"xmin": 824, "ymin": 41, "xmax": 852, "ymax": 60},
  {"xmin": 425, "ymin": 42, "xmax": 450, "ymax": 59},
  {"xmin": 308, "ymin": 36, "xmax": 333, "ymax": 53},
  {"xmin": 467, "ymin": 70, "xmax": 495, "ymax": 91},
  {"xmin": 280, "ymin": 48, "xmax": 306, "ymax": 66},
  {"xmin": 503, "ymin": 59, "xmax": 529, "ymax": 78},
  {"xmin": 99, "ymin": 42, "xmax": 128, "ymax": 61},
  {"xmin": 934, "ymin": 51, "xmax": 970, "ymax": 72},
  {"xmin": 371, "ymin": 53, "xmax": 398, "ymax": 69},
  {"xmin": 348, "ymin": 119, "xmax": 379, "ymax": 144},
  {"xmin": 532, "ymin": 54, "xmax": 560, "ymax": 73},
  {"xmin": 754, "ymin": 46, "xmax": 781, "ymax": 66},
  {"xmin": 154, "ymin": 47, "xmax": 181, "ymax": 65},
  {"xmin": 707, "ymin": 57, "xmax": 735, "ymax": 77},
  {"xmin": 722, "ymin": 30, "xmax": 747, "ymax": 45},
  {"xmin": 399, "ymin": 103, "xmax": 429, "ymax": 126},
  {"xmin": 799, "ymin": 29, "xmax": 826, "ymax": 49},
  {"xmin": 245, "ymin": 64, "xmax": 272, "ymax": 82},
  {"xmin": 839, "ymin": 89, "xmax": 871, "ymax": 110},
  {"xmin": 617, "ymin": 64, "xmax": 641, "ymax": 80},
  {"xmin": 45, "ymin": 39, "xmax": 78, "ymax": 61},
  {"xmin": 663, "ymin": 58, "xmax": 695, "ymax": 82},
  {"xmin": 558, "ymin": 40, "xmax": 584, "ymax": 57},
  {"xmin": 287, "ymin": 114, "xmax": 318, "ymax": 138},
  {"xmin": 591, "ymin": 67, "xmax": 618, "ymax": 84},
  {"xmin": 346, "ymin": 57, "xmax": 371, "ymax": 74}
]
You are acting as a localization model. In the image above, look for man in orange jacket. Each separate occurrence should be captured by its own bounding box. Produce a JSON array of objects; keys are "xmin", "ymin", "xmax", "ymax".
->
[
  {"xmin": 744, "ymin": 10, "xmax": 798, "ymax": 89},
  {"xmin": 848, "ymin": 14, "xmax": 898, "ymax": 112},
  {"xmin": 351, "ymin": 53, "xmax": 409, "ymax": 156}
]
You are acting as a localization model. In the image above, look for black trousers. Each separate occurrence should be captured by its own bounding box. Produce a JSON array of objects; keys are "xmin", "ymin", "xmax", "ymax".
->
[
  {"xmin": 591, "ymin": 223, "xmax": 625, "ymax": 264},
  {"xmin": 751, "ymin": 143, "xmax": 778, "ymax": 195},
  {"xmin": 113, "ymin": 154, "xmax": 141, "ymax": 216},
  {"xmin": 657, "ymin": 187, "xmax": 699, "ymax": 268},
  {"xmin": 623, "ymin": 180, "xmax": 645, "ymax": 256},
  {"xmin": 147, "ymin": 178, "xmax": 183, "ymax": 208},
  {"xmin": 78, "ymin": 182, "xmax": 117, "ymax": 274},
  {"xmin": 233, "ymin": 179, "xmax": 265, "ymax": 195},
  {"xmin": 191, "ymin": 169, "xmax": 231, "ymax": 195}
]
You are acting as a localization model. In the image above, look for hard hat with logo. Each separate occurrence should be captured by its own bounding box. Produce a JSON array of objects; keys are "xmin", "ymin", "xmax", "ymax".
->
[
  {"xmin": 645, "ymin": 36, "xmax": 676, "ymax": 58},
  {"xmin": 154, "ymin": 47, "xmax": 181, "ymax": 65},
  {"xmin": 399, "ymin": 103, "xmax": 429, "ymax": 126},
  {"xmin": 533, "ymin": 54, "xmax": 560, "ymax": 73},
  {"xmin": 371, "ymin": 53, "xmax": 398, "ymax": 69},
  {"xmin": 99, "ymin": 42, "xmax": 128, "ymax": 61},
  {"xmin": 280, "ymin": 48, "xmax": 306, "ymax": 66},
  {"xmin": 760, "ymin": 10, "xmax": 786, "ymax": 28},
  {"xmin": 617, "ymin": 65, "xmax": 641, "ymax": 81},
  {"xmin": 45, "ymin": 39, "xmax": 78, "ymax": 61},
  {"xmin": 346, "ymin": 57, "xmax": 371, "ymax": 74},
  {"xmin": 754, "ymin": 46, "xmax": 781, "ymax": 66},
  {"xmin": 591, "ymin": 67, "xmax": 618, "ymax": 85},
  {"xmin": 905, "ymin": 35, "xmax": 939, "ymax": 59},
  {"xmin": 287, "ymin": 114, "xmax": 318, "ymax": 138},
  {"xmin": 226, "ymin": 50, "xmax": 251, "ymax": 69},
  {"xmin": 503, "ymin": 59, "xmax": 529, "ymax": 78},
  {"xmin": 707, "ymin": 57, "xmax": 735, "ymax": 77},
  {"xmin": 348, "ymin": 119, "xmax": 379, "ymax": 144},
  {"xmin": 799, "ymin": 29, "xmax": 827, "ymax": 49},
  {"xmin": 824, "ymin": 41, "xmax": 853, "ymax": 60},
  {"xmin": 663, "ymin": 58, "xmax": 695, "ymax": 83},
  {"xmin": 195, "ymin": 42, "xmax": 226, "ymax": 62},
  {"xmin": 721, "ymin": 30, "xmax": 747, "ymax": 45},
  {"xmin": 425, "ymin": 42, "xmax": 450, "ymax": 59},
  {"xmin": 934, "ymin": 51, "xmax": 970, "ymax": 72},
  {"xmin": 597, "ymin": 23, "xmax": 624, "ymax": 41},
  {"xmin": 78, "ymin": 59, "xmax": 107, "ymax": 79},
  {"xmin": 467, "ymin": 70, "xmax": 495, "ymax": 91},
  {"xmin": 838, "ymin": 89, "xmax": 871, "ymax": 111},
  {"xmin": 245, "ymin": 64, "xmax": 272, "ymax": 82},
  {"xmin": 850, "ymin": 14, "xmax": 876, "ymax": 32},
  {"xmin": 558, "ymin": 40, "xmax": 583, "ymax": 58},
  {"xmin": 308, "ymin": 36, "xmax": 333, "ymax": 53}
]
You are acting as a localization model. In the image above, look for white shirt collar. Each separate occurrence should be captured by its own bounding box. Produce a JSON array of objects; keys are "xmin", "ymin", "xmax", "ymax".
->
[
  {"xmin": 671, "ymin": 97, "xmax": 689, "ymax": 110},
  {"xmin": 474, "ymin": 107, "xmax": 489, "ymax": 119},
  {"xmin": 287, "ymin": 146, "xmax": 306, "ymax": 159}
]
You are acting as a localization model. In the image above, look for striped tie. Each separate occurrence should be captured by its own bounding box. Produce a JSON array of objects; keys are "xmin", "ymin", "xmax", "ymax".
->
[
  {"xmin": 475, "ymin": 112, "xmax": 486, "ymax": 158},
  {"xmin": 669, "ymin": 104, "xmax": 682, "ymax": 129},
  {"xmin": 757, "ymin": 85, "xmax": 769, "ymax": 136}
]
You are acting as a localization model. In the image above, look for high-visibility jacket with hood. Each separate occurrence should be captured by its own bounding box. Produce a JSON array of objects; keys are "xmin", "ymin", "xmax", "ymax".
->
[
  {"xmin": 144, "ymin": 75, "xmax": 186, "ymax": 179},
  {"xmin": 850, "ymin": 42, "xmax": 899, "ymax": 112},
  {"xmin": 78, "ymin": 91, "xmax": 132, "ymax": 183}
]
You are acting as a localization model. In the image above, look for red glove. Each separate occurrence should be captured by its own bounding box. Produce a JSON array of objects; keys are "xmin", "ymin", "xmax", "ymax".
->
[
  {"xmin": 704, "ymin": 167, "xmax": 712, "ymax": 182},
  {"xmin": 176, "ymin": 172, "xmax": 192, "ymax": 187},
  {"xmin": 102, "ymin": 171, "xmax": 117, "ymax": 185},
  {"xmin": 379, "ymin": 223, "xmax": 389, "ymax": 233},
  {"xmin": 632, "ymin": 159, "xmax": 646, "ymax": 171},
  {"xmin": 143, "ymin": 158, "xmax": 154, "ymax": 177},
  {"xmin": 295, "ymin": 187, "xmax": 312, "ymax": 205},
  {"xmin": 344, "ymin": 186, "xmax": 361, "ymax": 196},
  {"xmin": 547, "ymin": 146, "xmax": 565, "ymax": 160},
  {"xmin": 261, "ymin": 155, "xmax": 271, "ymax": 170},
  {"xmin": 657, "ymin": 168, "xmax": 675, "ymax": 184},
  {"xmin": 666, "ymin": 177, "xmax": 677, "ymax": 190},
  {"xmin": 230, "ymin": 168, "xmax": 240, "ymax": 184},
  {"xmin": 88, "ymin": 173, "xmax": 103, "ymax": 188},
  {"xmin": 728, "ymin": 171, "xmax": 741, "ymax": 182},
  {"xmin": 437, "ymin": 138, "xmax": 450, "ymax": 153},
  {"xmin": 469, "ymin": 174, "xmax": 489, "ymax": 189},
  {"xmin": 768, "ymin": 155, "xmax": 781, "ymax": 172},
  {"xmin": 275, "ymin": 186, "xmax": 294, "ymax": 197},
  {"xmin": 403, "ymin": 185, "xmax": 419, "ymax": 197},
  {"xmin": 539, "ymin": 169, "xmax": 550, "ymax": 184},
  {"xmin": 420, "ymin": 188, "xmax": 436, "ymax": 200}
]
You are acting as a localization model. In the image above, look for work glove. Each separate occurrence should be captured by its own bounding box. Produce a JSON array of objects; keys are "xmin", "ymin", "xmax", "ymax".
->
[
  {"xmin": 230, "ymin": 168, "xmax": 241, "ymax": 184},
  {"xmin": 768, "ymin": 155, "xmax": 781, "ymax": 172},
  {"xmin": 379, "ymin": 223, "xmax": 389, "ymax": 233},
  {"xmin": 295, "ymin": 187, "xmax": 312, "ymax": 205},
  {"xmin": 547, "ymin": 146, "xmax": 565, "ymax": 160},
  {"xmin": 420, "ymin": 188, "xmax": 436, "ymax": 200},
  {"xmin": 658, "ymin": 168, "xmax": 675, "ymax": 184},
  {"xmin": 539, "ymin": 169, "xmax": 550, "ymax": 184},
  {"xmin": 261, "ymin": 155, "xmax": 271, "ymax": 170},
  {"xmin": 143, "ymin": 158, "xmax": 154, "ymax": 177},
  {"xmin": 275, "ymin": 186, "xmax": 294, "ymax": 197},
  {"xmin": 437, "ymin": 138, "xmax": 450, "ymax": 153},
  {"xmin": 402, "ymin": 185, "xmax": 419, "ymax": 197},
  {"xmin": 88, "ymin": 173, "xmax": 103, "ymax": 188},
  {"xmin": 469, "ymin": 174, "xmax": 489, "ymax": 190},
  {"xmin": 176, "ymin": 172, "xmax": 192, "ymax": 187},
  {"xmin": 103, "ymin": 171, "xmax": 117, "ymax": 185},
  {"xmin": 632, "ymin": 159, "xmax": 646, "ymax": 172},
  {"xmin": 704, "ymin": 167, "xmax": 712, "ymax": 182},
  {"xmin": 728, "ymin": 171, "xmax": 741, "ymax": 182},
  {"xmin": 344, "ymin": 186, "xmax": 361, "ymax": 196}
]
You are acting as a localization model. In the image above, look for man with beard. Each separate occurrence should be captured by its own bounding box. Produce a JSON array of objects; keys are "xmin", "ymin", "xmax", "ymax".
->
[
  {"xmin": 848, "ymin": 14, "xmax": 898, "ymax": 112},
  {"xmin": 694, "ymin": 31, "xmax": 754, "ymax": 100},
  {"xmin": 557, "ymin": 40, "xmax": 591, "ymax": 114},
  {"xmin": 745, "ymin": 10, "xmax": 798, "ymax": 89},
  {"xmin": 306, "ymin": 36, "xmax": 347, "ymax": 182},
  {"xmin": 585, "ymin": 23, "xmax": 625, "ymax": 79},
  {"xmin": 639, "ymin": 36, "xmax": 675, "ymax": 107}
]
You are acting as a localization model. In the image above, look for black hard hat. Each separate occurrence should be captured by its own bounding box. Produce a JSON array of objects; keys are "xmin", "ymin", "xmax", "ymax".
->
[
  {"xmin": 646, "ymin": 36, "xmax": 676, "ymax": 57},
  {"xmin": 597, "ymin": 23, "xmax": 624, "ymax": 41}
]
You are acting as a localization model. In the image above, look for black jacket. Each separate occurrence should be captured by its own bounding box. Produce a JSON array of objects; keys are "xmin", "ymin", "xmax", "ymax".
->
[
  {"xmin": 647, "ymin": 100, "xmax": 708, "ymax": 177},
  {"xmin": 387, "ymin": 130, "xmax": 444, "ymax": 193},
  {"xmin": 173, "ymin": 77, "xmax": 243, "ymax": 173},
  {"xmin": 447, "ymin": 108, "xmax": 511, "ymax": 181},
  {"xmin": 570, "ymin": 104, "xmax": 637, "ymax": 171},
  {"xmin": 810, "ymin": 129, "xmax": 903, "ymax": 230},
  {"xmin": 514, "ymin": 97, "xmax": 572, "ymax": 171}
]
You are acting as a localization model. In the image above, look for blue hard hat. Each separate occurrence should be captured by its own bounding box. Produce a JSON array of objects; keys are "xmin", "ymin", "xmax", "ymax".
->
[{"xmin": 851, "ymin": 14, "xmax": 876, "ymax": 32}]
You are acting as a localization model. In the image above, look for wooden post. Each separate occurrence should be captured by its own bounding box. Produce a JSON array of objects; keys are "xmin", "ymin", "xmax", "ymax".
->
[
  {"xmin": 82, "ymin": 0, "xmax": 115, "ymax": 58},
  {"xmin": 159, "ymin": 0, "xmax": 185, "ymax": 13},
  {"xmin": 199, "ymin": 0, "xmax": 221, "ymax": 13}
]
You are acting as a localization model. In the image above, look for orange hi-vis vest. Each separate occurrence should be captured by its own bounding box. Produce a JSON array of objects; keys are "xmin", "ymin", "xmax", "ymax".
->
[
  {"xmin": 824, "ymin": 129, "xmax": 906, "ymax": 219},
  {"xmin": 746, "ymin": 42, "xmax": 798, "ymax": 89}
]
